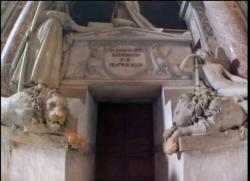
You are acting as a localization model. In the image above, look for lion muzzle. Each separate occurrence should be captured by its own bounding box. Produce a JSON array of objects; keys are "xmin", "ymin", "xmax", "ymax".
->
[{"xmin": 55, "ymin": 111, "xmax": 65, "ymax": 119}]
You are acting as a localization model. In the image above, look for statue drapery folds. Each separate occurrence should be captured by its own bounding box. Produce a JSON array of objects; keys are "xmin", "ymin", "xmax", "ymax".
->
[
  {"xmin": 11, "ymin": 17, "xmax": 63, "ymax": 88},
  {"xmin": 112, "ymin": 1, "xmax": 163, "ymax": 32},
  {"xmin": 10, "ymin": 1, "xmax": 163, "ymax": 91},
  {"xmin": 10, "ymin": 10, "xmax": 92, "ymax": 90}
]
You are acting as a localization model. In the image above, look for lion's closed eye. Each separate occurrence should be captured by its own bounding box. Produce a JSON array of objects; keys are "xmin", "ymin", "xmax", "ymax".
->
[{"xmin": 49, "ymin": 102, "xmax": 56, "ymax": 109}]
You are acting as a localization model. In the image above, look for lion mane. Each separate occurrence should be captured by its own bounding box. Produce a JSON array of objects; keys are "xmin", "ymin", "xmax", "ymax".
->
[{"xmin": 1, "ymin": 85, "xmax": 68, "ymax": 132}]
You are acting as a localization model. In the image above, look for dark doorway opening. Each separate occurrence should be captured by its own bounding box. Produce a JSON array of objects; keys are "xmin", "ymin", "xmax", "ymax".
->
[{"xmin": 95, "ymin": 103, "xmax": 155, "ymax": 181}]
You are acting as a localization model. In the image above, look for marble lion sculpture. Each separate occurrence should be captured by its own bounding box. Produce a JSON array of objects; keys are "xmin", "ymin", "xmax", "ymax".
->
[
  {"xmin": 163, "ymin": 88, "xmax": 247, "ymax": 154},
  {"xmin": 1, "ymin": 84, "xmax": 68, "ymax": 133},
  {"xmin": 1, "ymin": 84, "xmax": 88, "ymax": 150}
]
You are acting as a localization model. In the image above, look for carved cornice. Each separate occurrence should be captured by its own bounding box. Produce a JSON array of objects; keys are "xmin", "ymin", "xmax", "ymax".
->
[
  {"xmin": 179, "ymin": 1, "xmax": 219, "ymax": 54},
  {"xmin": 236, "ymin": 1, "xmax": 248, "ymax": 18}
]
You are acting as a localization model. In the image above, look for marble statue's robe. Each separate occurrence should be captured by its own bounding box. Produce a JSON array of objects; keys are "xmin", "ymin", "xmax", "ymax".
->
[
  {"xmin": 11, "ymin": 2, "xmax": 163, "ymax": 89},
  {"xmin": 113, "ymin": 1, "xmax": 163, "ymax": 32},
  {"xmin": 11, "ymin": 10, "xmax": 92, "ymax": 89},
  {"xmin": 124, "ymin": 1, "xmax": 162, "ymax": 32},
  {"xmin": 12, "ymin": 18, "xmax": 62, "ymax": 88},
  {"xmin": 180, "ymin": 49, "xmax": 248, "ymax": 98}
]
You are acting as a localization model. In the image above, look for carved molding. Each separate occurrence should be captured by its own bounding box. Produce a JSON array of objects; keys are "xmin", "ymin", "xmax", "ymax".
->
[
  {"xmin": 64, "ymin": 27, "xmax": 194, "ymax": 81},
  {"xmin": 236, "ymin": 1, "xmax": 248, "ymax": 18},
  {"xmin": 179, "ymin": 1, "xmax": 219, "ymax": 54}
]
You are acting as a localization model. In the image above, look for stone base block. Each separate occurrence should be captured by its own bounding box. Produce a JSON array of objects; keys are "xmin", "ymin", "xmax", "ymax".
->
[{"xmin": 167, "ymin": 141, "xmax": 247, "ymax": 181}]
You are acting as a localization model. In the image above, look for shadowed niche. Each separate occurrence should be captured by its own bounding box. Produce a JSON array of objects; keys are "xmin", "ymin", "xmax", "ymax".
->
[
  {"xmin": 69, "ymin": 1, "xmax": 116, "ymax": 26},
  {"xmin": 69, "ymin": 1, "xmax": 187, "ymax": 29},
  {"xmin": 139, "ymin": 1, "xmax": 187, "ymax": 29}
]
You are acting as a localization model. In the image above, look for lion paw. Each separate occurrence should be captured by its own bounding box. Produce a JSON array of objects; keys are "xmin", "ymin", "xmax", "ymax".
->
[
  {"xmin": 65, "ymin": 130, "xmax": 86, "ymax": 150},
  {"xmin": 163, "ymin": 140, "xmax": 178, "ymax": 155},
  {"xmin": 163, "ymin": 128, "xmax": 175, "ymax": 141}
]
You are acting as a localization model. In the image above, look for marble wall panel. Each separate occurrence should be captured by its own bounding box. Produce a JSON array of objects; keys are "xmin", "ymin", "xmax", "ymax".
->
[
  {"xmin": 64, "ymin": 28, "xmax": 193, "ymax": 81},
  {"xmin": 1, "ymin": 144, "xmax": 66, "ymax": 181},
  {"xmin": 204, "ymin": 1, "xmax": 248, "ymax": 78}
]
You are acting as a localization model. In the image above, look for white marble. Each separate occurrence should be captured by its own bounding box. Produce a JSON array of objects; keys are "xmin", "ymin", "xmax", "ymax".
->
[
  {"xmin": 65, "ymin": 27, "xmax": 193, "ymax": 80},
  {"xmin": 1, "ymin": 144, "xmax": 66, "ymax": 181},
  {"xmin": 163, "ymin": 88, "xmax": 248, "ymax": 181},
  {"xmin": 167, "ymin": 137, "xmax": 247, "ymax": 181},
  {"xmin": 204, "ymin": 1, "xmax": 247, "ymax": 78},
  {"xmin": 66, "ymin": 151, "xmax": 95, "ymax": 181},
  {"xmin": 182, "ymin": 141, "xmax": 247, "ymax": 181}
]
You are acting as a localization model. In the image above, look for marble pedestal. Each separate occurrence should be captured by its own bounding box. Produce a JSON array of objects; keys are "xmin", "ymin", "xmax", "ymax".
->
[
  {"xmin": 1, "ymin": 130, "xmax": 92, "ymax": 181},
  {"xmin": 164, "ymin": 88, "xmax": 247, "ymax": 181},
  {"xmin": 167, "ymin": 141, "xmax": 247, "ymax": 181},
  {"xmin": 1, "ymin": 143, "xmax": 66, "ymax": 181},
  {"xmin": 164, "ymin": 100, "xmax": 248, "ymax": 181}
]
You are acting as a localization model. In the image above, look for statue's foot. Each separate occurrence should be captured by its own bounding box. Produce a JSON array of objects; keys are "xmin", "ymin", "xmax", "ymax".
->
[{"xmin": 163, "ymin": 140, "xmax": 178, "ymax": 155}]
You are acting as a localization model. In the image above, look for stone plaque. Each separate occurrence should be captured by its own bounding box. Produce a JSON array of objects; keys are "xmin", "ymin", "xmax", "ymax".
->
[
  {"xmin": 64, "ymin": 27, "xmax": 194, "ymax": 80},
  {"xmin": 104, "ymin": 45, "xmax": 147, "ymax": 78}
]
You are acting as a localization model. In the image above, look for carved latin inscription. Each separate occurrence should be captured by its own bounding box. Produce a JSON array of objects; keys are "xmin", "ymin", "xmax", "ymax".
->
[
  {"xmin": 64, "ymin": 28, "xmax": 193, "ymax": 80},
  {"xmin": 104, "ymin": 45, "xmax": 147, "ymax": 78}
]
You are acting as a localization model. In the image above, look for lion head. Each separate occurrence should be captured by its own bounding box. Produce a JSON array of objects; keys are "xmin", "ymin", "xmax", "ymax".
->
[
  {"xmin": 173, "ymin": 88, "xmax": 219, "ymax": 127},
  {"xmin": 173, "ymin": 92, "xmax": 195, "ymax": 126},
  {"xmin": 44, "ymin": 89, "xmax": 68, "ymax": 130},
  {"xmin": 24, "ymin": 86, "xmax": 68, "ymax": 130}
]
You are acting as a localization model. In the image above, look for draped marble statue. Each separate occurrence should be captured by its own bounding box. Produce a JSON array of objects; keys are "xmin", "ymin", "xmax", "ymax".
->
[
  {"xmin": 10, "ymin": 9, "xmax": 94, "ymax": 90},
  {"xmin": 10, "ymin": 1, "xmax": 163, "ymax": 91},
  {"xmin": 180, "ymin": 47, "xmax": 248, "ymax": 98},
  {"xmin": 112, "ymin": 1, "xmax": 163, "ymax": 32}
]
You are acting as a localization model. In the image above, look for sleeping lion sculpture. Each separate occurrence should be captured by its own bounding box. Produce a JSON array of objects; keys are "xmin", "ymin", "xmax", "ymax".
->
[
  {"xmin": 1, "ymin": 84, "xmax": 89, "ymax": 151},
  {"xmin": 1, "ymin": 84, "xmax": 67, "ymax": 133},
  {"xmin": 163, "ymin": 88, "xmax": 247, "ymax": 154}
]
